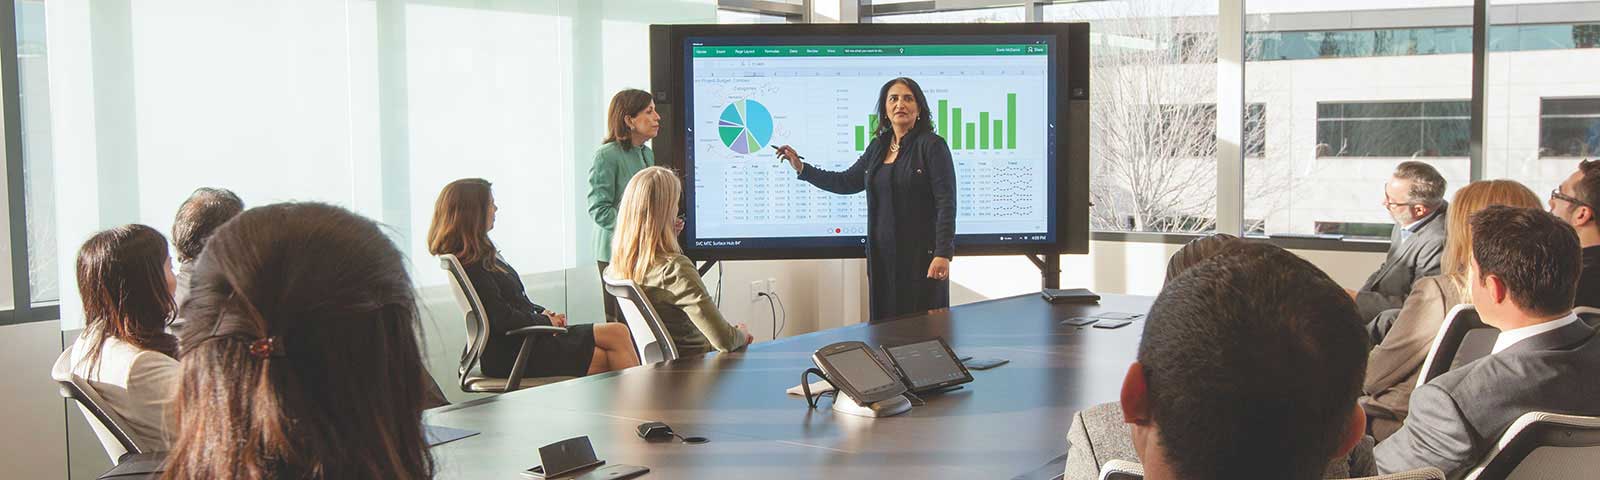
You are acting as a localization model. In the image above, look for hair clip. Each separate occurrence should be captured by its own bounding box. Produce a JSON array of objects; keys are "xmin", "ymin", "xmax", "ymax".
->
[{"xmin": 249, "ymin": 336, "xmax": 285, "ymax": 358}]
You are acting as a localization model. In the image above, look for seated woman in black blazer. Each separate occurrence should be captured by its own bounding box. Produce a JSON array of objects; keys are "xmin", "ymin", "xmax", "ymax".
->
[{"xmin": 428, "ymin": 178, "xmax": 639, "ymax": 378}]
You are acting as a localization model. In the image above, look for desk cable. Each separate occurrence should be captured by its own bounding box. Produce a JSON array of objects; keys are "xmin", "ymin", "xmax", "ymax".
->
[
  {"xmin": 800, "ymin": 368, "xmax": 837, "ymax": 409},
  {"xmin": 757, "ymin": 291, "xmax": 786, "ymax": 340}
]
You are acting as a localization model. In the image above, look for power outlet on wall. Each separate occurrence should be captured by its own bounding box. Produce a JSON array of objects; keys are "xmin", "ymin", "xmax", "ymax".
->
[
  {"xmin": 750, "ymin": 281, "xmax": 765, "ymax": 302},
  {"xmin": 767, "ymin": 278, "xmax": 778, "ymax": 296}
]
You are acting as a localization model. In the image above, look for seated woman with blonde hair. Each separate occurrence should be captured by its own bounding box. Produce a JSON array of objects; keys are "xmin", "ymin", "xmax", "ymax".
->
[{"xmin": 607, "ymin": 167, "xmax": 752, "ymax": 355}]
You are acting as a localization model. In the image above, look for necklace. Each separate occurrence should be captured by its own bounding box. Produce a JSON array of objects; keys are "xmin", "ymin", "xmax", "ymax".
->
[{"xmin": 889, "ymin": 141, "xmax": 901, "ymax": 153}]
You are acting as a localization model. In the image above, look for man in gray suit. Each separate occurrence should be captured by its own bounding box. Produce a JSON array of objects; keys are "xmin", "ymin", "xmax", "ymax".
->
[
  {"xmin": 1087, "ymin": 243, "xmax": 1371, "ymax": 480},
  {"xmin": 1352, "ymin": 161, "xmax": 1449, "ymax": 324},
  {"xmin": 1376, "ymin": 206, "xmax": 1600, "ymax": 478}
]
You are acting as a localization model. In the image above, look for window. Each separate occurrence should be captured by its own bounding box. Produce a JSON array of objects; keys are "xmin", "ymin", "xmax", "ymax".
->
[
  {"xmin": 1046, "ymin": 1, "xmax": 1220, "ymax": 233},
  {"xmin": 1539, "ymin": 98, "xmax": 1600, "ymax": 158},
  {"xmin": 870, "ymin": 7, "xmax": 1024, "ymax": 24},
  {"xmin": 718, "ymin": 10, "xmax": 789, "ymax": 24},
  {"xmin": 17, "ymin": 0, "xmax": 51, "ymax": 306},
  {"xmin": 1483, "ymin": 1, "xmax": 1600, "ymax": 200},
  {"xmin": 1244, "ymin": 2, "xmax": 1474, "ymax": 238},
  {"xmin": 1316, "ymin": 101, "xmax": 1471, "ymax": 158}
]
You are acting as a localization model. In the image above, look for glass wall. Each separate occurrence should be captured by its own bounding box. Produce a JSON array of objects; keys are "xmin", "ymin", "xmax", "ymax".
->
[
  {"xmin": 1045, "ymin": 1, "xmax": 1222, "ymax": 233},
  {"xmin": 32, "ymin": 0, "xmax": 717, "ymax": 331},
  {"xmin": 1484, "ymin": 1, "xmax": 1600, "ymax": 199},
  {"xmin": 1243, "ymin": 0, "xmax": 1474, "ymax": 239}
]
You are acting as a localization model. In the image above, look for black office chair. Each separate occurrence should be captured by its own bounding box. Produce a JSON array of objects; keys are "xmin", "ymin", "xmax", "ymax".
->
[
  {"xmin": 1416, "ymin": 304, "xmax": 1499, "ymax": 388},
  {"xmin": 601, "ymin": 275, "xmax": 679, "ymax": 364},
  {"xmin": 438, "ymin": 254, "xmax": 574, "ymax": 393},
  {"xmin": 1464, "ymin": 411, "xmax": 1600, "ymax": 479},
  {"xmin": 49, "ymin": 350, "xmax": 143, "ymax": 463}
]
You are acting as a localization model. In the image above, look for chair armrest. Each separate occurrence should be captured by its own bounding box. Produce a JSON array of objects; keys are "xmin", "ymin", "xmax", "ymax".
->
[{"xmin": 507, "ymin": 325, "xmax": 568, "ymax": 336}]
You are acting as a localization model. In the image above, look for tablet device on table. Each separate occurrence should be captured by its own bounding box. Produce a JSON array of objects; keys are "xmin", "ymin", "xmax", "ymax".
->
[
  {"xmin": 812, "ymin": 341, "xmax": 908, "ymax": 405},
  {"xmin": 882, "ymin": 338, "xmax": 974, "ymax": 394}
]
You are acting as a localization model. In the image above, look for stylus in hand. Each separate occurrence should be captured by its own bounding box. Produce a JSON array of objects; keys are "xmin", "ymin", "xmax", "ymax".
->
[
  {"xmin": 772, "ymin": 144, "xmax": 805, "ymax": 160},
  {"xmin": 773, "ymin": 145, "xmax": 805, "ymax": 175}
]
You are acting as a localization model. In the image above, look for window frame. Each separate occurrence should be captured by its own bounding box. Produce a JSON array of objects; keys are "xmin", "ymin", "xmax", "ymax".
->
[
  {"xmin": 0, "ymin": 0, "xmax": 58, "ymax": 326},
  {"xmin": 1538, "ymin": 96, "xmax": 1600, "ymax": 158}
]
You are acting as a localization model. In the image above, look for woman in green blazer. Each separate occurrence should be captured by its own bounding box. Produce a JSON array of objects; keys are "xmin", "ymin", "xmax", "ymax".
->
[{"xmin": 589, "ymin": 89, "xmax": 674, "ymax": 322}]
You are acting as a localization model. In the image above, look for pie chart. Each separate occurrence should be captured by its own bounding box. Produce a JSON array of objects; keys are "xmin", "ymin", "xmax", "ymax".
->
[{"xmin": 717, "ymin": 99, "xmax": 774, "ymax": 155}]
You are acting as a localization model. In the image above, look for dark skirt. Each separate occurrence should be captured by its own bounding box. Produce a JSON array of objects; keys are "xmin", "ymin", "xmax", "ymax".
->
[
  {"xmin": 481, "ymin": 323, "xmax": 597, "ymax": 378},
  {"xmin": 868, "ymin": 246, "xmax": 951, "ymax": 321}
]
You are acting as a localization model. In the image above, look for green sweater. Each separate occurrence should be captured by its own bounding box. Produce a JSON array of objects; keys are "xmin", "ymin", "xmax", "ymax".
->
[
  {"xmin": 624, "ymin": 254, "xmax": 748, "ymax": 356},
  {"xmin": 588, "ymin": 141, "xmax": 654, "ymax": 262}
]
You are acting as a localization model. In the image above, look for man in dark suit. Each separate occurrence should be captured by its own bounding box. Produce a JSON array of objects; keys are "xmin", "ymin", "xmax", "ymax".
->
[
  {"xmin": 1375, "ymin": 206, "xmax": 1600, "ymax": 478},
  {"xmin": 1548, "ymin": 158, "xmax": 1600, "ymax": 307},
  {"xmin": 1116, "ymin": 243, "xmax": 1371, "ymax": 480},
  {"xmin": 1351, "ymin": 161, "xmax": 1449, "ymax": 323}
]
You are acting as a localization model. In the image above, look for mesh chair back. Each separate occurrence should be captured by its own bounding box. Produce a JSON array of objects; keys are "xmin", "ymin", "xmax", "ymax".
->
[
  {"xmin": 1574, "ymin": 306, "xmax": 1600, "ymax": 328},
  {"xmin": 1466, "ymin": 412, "xmax": 1600, "ymax": 480},
  {"xmin": 1356, "ymin": 467, "xmax": 1446, "ymax": 479},
  {"xmin": 1418, "ymin": 304, "xmax": 1497, "ymax": 387},
  {"xmin": 50, "ymin": 350, "xmax": 141, "ymax": 463},
  {"xmin": 439, "ymin": 254, "xmax": 491, "ymax": 391},
  {"xmin": 1096, "ymin": 459, "xmax": 1144, "ymax": 480},
  {"xmin": 601, "ymin": 275, "xmax": 679, "ymax": 363}
]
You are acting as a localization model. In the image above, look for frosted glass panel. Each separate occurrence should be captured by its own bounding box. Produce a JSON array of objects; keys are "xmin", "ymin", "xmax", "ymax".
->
[{"xmin": 405, "ymin": 4, "xmax": 574, "ymax": 287}]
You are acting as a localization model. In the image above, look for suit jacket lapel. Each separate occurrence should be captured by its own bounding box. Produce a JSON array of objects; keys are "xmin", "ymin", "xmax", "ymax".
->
[{"xmin": 1501, "ymin": 320, "xmax": 1597, "ymax": 356}]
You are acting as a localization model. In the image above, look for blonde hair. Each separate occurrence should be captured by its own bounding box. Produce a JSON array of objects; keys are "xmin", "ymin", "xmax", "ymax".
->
[
  {"xmin": 1441, "ymin": 179, "xmax": 1542, "ymax": 293},
  {"xmin": 610, "ymin": 167, "xmax": 682, "ymax": 281}
]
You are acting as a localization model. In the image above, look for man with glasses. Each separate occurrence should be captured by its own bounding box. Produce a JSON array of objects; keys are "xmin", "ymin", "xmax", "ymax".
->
[
  {"xmin": 1349, "ymin": 161, "xmax": 1449, "ymax": 323},
  {"xmin": 1547, "ymin": 159, "xmax": 1600, "ymax": 307}
]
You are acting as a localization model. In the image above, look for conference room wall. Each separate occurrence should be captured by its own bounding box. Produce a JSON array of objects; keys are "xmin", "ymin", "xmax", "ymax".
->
[{"xmin": 948, "ymin": 240, "xmax": 1386, "ymax": 304}]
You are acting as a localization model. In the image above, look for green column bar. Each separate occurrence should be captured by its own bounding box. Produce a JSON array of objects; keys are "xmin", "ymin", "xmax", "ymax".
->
[
  {"xmin": 938, "ymin": 99, "xmax": 948, "ymax": 138},
  {"xmin": 1006, "ymin": 93, "xmax": 1017, "ymax": 147},
  {"xmin": 979, "ymin": 112, "xmax": 990, "ymax": 149},
  {"xmin": 855, "ymin": 125, "xmax": 865, "ymax": 151},
  {"xmin": 952, "ymin": 108, "xmax": 963, "ymax": 149},
  {"xmin": 867, "ymin": 114, "xmax": 878, "ymax": 134},
  {"xmin": 965, "ymin": 123, "xmax": 976, "ymax": 150},
  {"xmin": 993, "ymin": 119, "xmax": 1003, "ymax": 150}
]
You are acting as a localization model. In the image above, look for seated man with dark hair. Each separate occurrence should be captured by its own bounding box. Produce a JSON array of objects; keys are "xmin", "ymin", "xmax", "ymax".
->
[
  {"xmin": 1376, "ymin": 206, "xmax": 1600, "ymax": 477},
  {"xmin": 1116, "ymin": 243, "xmax": 1371, "ymax": 480}
]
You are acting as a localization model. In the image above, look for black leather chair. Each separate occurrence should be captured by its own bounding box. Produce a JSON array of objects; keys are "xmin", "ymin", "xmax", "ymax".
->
[
  {"xmin": 1464, "ymin": 411, "xmax": 1600, "ymax": 479},
  {"xmin": 438, "ymin": 254, "xmax": 573, "ymax": 392},
  {"xmin": 49, "ymin": 350, "xmax": 143, "ymax": 463},
  {"xmin": 601, "ymin": 275, "xmax": 679, "ymax": 364}
]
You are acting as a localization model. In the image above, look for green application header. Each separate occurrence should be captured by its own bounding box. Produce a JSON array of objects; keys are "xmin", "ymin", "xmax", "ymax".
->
[{"xmin": 691, "ymin": 44, "xmax": 1047, "ymax": 58}]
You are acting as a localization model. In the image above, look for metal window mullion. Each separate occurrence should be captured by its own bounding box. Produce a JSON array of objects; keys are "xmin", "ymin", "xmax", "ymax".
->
[
  {"xmin": 1469, "ymin": 0, "xmax": 1486, "ymax": 181},
  {"xmin": 1216, "ymin": 0, "xmax": 1245, "ymax": 235},
  {"xmin": 0, "ymin": 0, "xmax": 36, "ymax": 323}
]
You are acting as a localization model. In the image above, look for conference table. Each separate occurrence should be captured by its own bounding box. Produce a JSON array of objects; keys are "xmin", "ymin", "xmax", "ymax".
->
[{"xmin": 427, "ymin": 293, "xmax": 1155, "ymax": 479}]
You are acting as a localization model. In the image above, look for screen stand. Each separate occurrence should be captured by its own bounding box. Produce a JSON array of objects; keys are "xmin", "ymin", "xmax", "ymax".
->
[
  {"xmin": 1026, "ymin": 254, "xmax": 1062, "ymax": 289},
  {"xmin": 696, "ymin": 260, "xmax": 718, "ymax": 277},
  {"xmin": 832, "ymin": 393, "xmax": 912, "ymax": 418}
]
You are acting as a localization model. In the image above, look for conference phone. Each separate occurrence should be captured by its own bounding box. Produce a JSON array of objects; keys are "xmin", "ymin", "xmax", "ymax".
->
[{"xmin": 804, "ymin": 338, "xmax": 975, "ymax": 418}]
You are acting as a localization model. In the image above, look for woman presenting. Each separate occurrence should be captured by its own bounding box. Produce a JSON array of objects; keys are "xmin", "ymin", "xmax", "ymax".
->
[{"xmin": 774, "ymin": 77, "xmax": 956, "ymax": 321}]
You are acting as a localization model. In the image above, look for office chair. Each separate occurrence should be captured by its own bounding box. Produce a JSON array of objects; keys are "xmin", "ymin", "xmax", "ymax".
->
[
  {"xmin": 1094, "ymin": 460, "xmax": 1442, "ymax": 480},
  {"xmin": 601, "ymin": 276, "xmax": 679, "ymax": 364},
  {"xmin": 1573, "ymin": 306, "xmax": 1600, "ymax": 328},
  {"xmin": 1096, "ymin": 459, "xmax": 1143, "ymax": 480},
  {"xmin": 1417, "ymin": 304, "xmax": 1498, "ymax": 388},
  {"xmin": 438, "ymin": 254, "xmax": 574, "ymax": 392},
  {"xmin": 1464, "ymin": 411, "xmax": 1600, "ymax": 480},
  {"xmin": 49, "ymin": 350, "xmax": 143, "ymax": 463}
]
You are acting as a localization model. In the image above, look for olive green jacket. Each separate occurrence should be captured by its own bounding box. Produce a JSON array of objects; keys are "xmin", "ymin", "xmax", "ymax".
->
[{"xmin": 616, "ymin": 254, "xmax": 748, "ymax": 356}]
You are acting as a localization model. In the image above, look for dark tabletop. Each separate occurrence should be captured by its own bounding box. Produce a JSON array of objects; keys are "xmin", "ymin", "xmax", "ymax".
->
[{"xmin": 426, "ymin": 293, "xmax": 1155, "ymax": 479}]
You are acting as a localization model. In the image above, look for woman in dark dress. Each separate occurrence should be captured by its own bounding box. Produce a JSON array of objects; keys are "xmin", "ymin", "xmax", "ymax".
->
[
  {"xmin": 775, "ymin": 77, "xmax": 957, "ymax": 321},
  {"xmin": 428, "ymin": 179, "xmax": 639, "ymax": 378}
]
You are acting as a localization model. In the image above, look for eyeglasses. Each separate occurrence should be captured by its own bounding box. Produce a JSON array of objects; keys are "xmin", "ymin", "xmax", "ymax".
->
[
  {"xmin": 1551, "ymin": 188, "xmax": 1591, "ymax": 209},
  {"xmin": 1380, "ymin": 197, "xmax": 1419, "ymax": 209}
]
